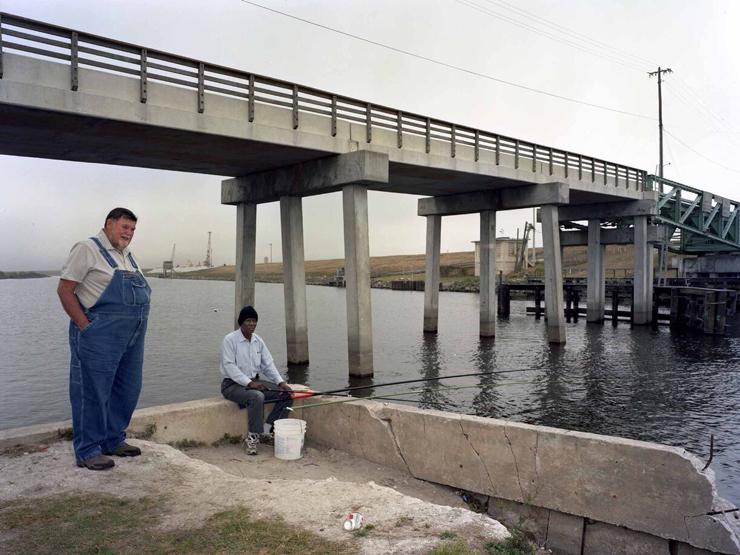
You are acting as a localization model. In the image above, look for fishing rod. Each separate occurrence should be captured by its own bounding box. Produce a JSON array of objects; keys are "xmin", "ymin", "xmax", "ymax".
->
[
  {"xmin": 285, "ymin": 381, "xmax": 536, "ymax": 411},
  {"xmin": 292, "ymin": 390, "xmax": 420, "ymax": 404},
  {"xmin": 266, "ymin": 368, "xmax": 536, "ymax": 405}
]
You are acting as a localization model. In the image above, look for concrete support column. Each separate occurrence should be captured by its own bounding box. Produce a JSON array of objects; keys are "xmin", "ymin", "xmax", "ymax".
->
[
  {"xmin": 280, "ymin": 196, "xmax": 309, "ymax": 365},
  {"xmin": 633, "ymin": 216, "xmax": 651, "ymax": 324},
  {"xmin": 587, "ymin": 219, "xmax": 605, "ymax": 323},
  {"xmin": 541, "ymin": 205, "xmax": 566, "ymax": 343},
  {"xmin": 423, "ymin": 215, "xmax": 442, "ymax": 333},
  {"xmin": 342, "ymin": 185, "xmax": 374, "ymax": 376},
  {"xmin": 235, "ymin": 202, "xmax": 257, "ymax": 328},
  {"xmin": 647, "ymin": 244, "xmax": 654, "ymax": 316},
  {"xmin": 479, "ymin": 210, "xmax": 497, "ymax": 337}
]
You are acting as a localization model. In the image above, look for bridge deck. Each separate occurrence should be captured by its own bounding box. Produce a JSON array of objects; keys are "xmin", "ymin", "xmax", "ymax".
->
[{"xmin": 0, "ymin": 13, "xmax": 647, "ymax": 205}]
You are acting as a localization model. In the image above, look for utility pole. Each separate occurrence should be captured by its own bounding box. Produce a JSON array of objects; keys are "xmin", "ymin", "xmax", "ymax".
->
[
  {"xmin": 648, "ymin": 67, "xmax": 672, "ymax": 192},
  {"xmin": 269, "ymin": 243, "xmax": 273, "ymax": 263}
]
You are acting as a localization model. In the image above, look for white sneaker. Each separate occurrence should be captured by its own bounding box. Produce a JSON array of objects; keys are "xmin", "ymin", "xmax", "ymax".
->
[{"xmin": 244, "ymin": 433, "xmax": 259, "ymax": 455}]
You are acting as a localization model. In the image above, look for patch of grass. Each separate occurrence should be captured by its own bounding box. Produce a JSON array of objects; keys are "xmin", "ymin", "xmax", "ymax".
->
[
  {"xmin": 352, "ymin": 523, "xmax": 374, "ymax": 537},
  {"xmin": 395, "ymin": 515, "xmax": 413, "ymax": 527},
  {"xmin": 57, "ymin": 427, "xmax": 74, "ymax": 441},
  {"xmin": 427, "ymin": 538, "xmax": 475, "ymax": 555},
  {"xmin": 132, "ymin": 423, "xmax": 157, "ymax": 440},
  {"xmin": 440, "ymin": 530, "xmax": 457, "ymax": 539},
  {"xmin": 212, "ymin": 433, "xmax": 243, "ymax": 446},
  {"xmin": 0, "ymin": 492, "xmax": 354, "ymax": 555},
  {"xmin": 169, "ymin": 438, "xmax": 207, "ymax": 449},
  {"xmin": 484, "ymin": 530, "xmax": 536, "ymax": 555}
]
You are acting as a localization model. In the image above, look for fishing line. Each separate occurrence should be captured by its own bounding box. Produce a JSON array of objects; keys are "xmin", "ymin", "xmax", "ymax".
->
[{"xmin": 266, "ymin": 368, "xmax": 537, "ymax": 405}]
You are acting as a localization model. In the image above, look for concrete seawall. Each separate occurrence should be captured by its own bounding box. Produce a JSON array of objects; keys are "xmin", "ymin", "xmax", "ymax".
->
[{"xmin": 2, "ymin": 397, "xmax": 738, "ymax": 554}]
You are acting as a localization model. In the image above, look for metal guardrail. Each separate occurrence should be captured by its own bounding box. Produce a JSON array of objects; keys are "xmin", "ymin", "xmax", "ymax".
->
[
  {"xmin": 0, "ymin": 12, "xmax": 647, "ymax": 190},
  {"xmin": 649, "ymin": 175, "xmax": 740, "ymax": 252}
]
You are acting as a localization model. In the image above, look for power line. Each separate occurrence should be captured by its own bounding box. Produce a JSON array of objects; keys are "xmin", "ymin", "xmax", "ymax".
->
[
  {"xmin": 479, "ymin": 0, "xmax": 658, "ymax": 69},
  {"xmin": 237, "ymin": 0, "xmax": 655, "ymax": 121},
  {"xmin": 664, "ymin": 83, "xmax": 740, "ymax": 152},
  {"xmin": 664, "ymin": 129, "xmax": 740, "ymax": 174},
  {"xmin": 455, "ymin": 0, "xmax": 650, "ymax": 73},
  {"xmin": 672, "ymin": 75, "xmax": 740, "ymax": 141}
]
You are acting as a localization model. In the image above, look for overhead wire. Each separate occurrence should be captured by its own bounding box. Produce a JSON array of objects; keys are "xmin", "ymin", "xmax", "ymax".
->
[
  {"xmin": 236, "ymin": 0, "xmax": 655, "ymax": 120},
  {"xmin": 478, "ymin": 0, "xmax": 659, "ymax": 69},
  {"xmin": 663, "ymin": 83, "xmax": 740, "ymax": 153},
  {"xmin": 664, "ymin": 129, "xmax": 740, "ymax": 174},
  {"xmin": 663, "ymin": 134, "xmax": 682, "ymax": 181},
  {"xmin": 454, "ymin": 0, "xmax": 651, "ymax": 73}
]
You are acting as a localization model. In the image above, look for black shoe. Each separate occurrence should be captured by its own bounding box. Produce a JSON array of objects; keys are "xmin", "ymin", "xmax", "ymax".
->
[
  {"xmin": 103, "ymin": 442, "xmax": 142, "ymax": 457},
  {"xmin": 76, "ymin": 454, "xmax": 115, "ymax": 471}
]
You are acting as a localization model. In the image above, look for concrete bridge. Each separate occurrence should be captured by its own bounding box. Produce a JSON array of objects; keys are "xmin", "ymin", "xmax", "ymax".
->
[{"xmin": 1, "ymin": 13, "xmax": 663, "ymax": 376}]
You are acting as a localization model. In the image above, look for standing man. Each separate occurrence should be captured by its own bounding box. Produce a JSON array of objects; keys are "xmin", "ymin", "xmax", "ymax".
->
[
  {"xmin": 58, "ymin": 208, "xmax": 151, "ymax": 471},
  {"xmin": 220, "ymin": 306, "xmax": 293, "ymax": 455}
]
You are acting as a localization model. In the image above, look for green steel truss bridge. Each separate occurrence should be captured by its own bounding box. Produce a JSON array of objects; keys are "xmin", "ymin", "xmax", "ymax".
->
[{"xmin": 649, "ymin": 175, "xmax": 740, "ymax": 254}]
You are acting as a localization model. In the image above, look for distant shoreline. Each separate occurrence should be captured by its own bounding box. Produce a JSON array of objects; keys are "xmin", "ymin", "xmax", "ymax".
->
[{"xmin": 0, "ymin": 271, "xmax": 51, "ymax": 280}]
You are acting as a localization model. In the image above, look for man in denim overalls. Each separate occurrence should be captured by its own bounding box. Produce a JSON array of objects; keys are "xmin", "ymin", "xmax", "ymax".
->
[{"xmin": 58, "ymin": 208, "xmax": 151, "ymax": 470}]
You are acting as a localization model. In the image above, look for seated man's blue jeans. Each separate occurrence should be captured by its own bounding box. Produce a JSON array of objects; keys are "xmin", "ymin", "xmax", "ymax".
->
[{"xmin": 221, "ymin": 378, "xmax": 293, "ymax": 434}]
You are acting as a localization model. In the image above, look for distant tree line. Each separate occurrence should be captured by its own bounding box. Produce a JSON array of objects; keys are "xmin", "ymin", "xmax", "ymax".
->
[{"xmin": 0, "ymin": 271, "xmax": 49, "ymax": 280}]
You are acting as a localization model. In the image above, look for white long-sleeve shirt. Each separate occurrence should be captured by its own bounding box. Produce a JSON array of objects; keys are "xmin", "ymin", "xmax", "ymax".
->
[{"xmin": 219, "ymin": 329, "xmax": 285, "ymax": 387}]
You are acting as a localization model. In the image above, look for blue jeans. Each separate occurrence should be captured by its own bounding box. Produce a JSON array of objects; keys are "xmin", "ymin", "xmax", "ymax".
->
[{"xmin": 221, "ymin": 378, "xmax": 293, "ymax": 434}]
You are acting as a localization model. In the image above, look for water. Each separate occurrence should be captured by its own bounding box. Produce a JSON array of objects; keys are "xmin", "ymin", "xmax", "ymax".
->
[{"xmin": 1, "ymin": 277, "xmax": 738, "ymax": 503}]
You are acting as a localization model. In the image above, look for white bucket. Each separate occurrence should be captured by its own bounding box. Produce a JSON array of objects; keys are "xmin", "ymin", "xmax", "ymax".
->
[{"xmin": 274, "ymin": 419, "xmax": 307, "ymax": 460}]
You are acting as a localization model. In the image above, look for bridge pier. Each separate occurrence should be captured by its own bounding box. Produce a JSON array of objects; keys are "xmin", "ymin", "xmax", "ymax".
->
[
  {"xmin": 280, "ymin": 196, "xmax": 309, "ymax": 365},
  {"xmin": 223, "ymin": 151, "xmax": 388, "ymax": 378},
  {"xmin": 480, "ymin": 210, "xmax": 497, "ymax": 337},
  {"xmin": 587, "ymin": 219, "xmax": 605, "ymax": 322},
  {"xmin": 235, "ymin": 202, "xmax": 257, "ymax": 327},
  {"xmin": 423, "ymin": 215, "xmax": 442, "ymax": 333},
  {"xmin": 541, "ymin": 205, "xmax": 566, "ymax": 343},
  {"xmin": 633, "ymin": 215, "xmax": 652, "ymax": 324},
  {"xmin": 343, "ymin": 185, "xmax": 374, "ymax": 376}
]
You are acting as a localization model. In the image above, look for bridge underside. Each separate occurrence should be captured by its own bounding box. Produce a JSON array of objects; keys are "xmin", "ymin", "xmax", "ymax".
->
[{"xmin": 1, "ymin": 102, "xmax": 623, "ymax": 206}]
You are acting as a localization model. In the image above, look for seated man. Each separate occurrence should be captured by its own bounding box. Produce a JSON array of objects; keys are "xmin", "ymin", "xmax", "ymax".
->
[{"xmin": 220, "ymin": 306, "xmax": 293, "ymax": 455}]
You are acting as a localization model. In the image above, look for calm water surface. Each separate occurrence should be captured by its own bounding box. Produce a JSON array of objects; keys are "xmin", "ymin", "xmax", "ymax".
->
[{"xmin": 1, "ymin": 277, "xmax": 739, "ymax": 502}]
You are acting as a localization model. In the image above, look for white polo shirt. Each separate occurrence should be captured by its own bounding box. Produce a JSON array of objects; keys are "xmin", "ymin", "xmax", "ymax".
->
[{"xmin": 61, "ymin": 229, "xmax": 142, "ymax": 309}]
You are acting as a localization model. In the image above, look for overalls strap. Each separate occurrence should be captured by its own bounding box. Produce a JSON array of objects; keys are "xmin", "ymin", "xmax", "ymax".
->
[
  {"xmin": 90, "ymin": 237, "xmax": 119, "ymax": 269},
  {"xmin": 128, "ymin": 253, "xmax": 139, "ymax": 270}
]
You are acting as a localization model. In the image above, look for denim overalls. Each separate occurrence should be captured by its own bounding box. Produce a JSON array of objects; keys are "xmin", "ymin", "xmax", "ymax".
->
[{"xmin": 68, "ymin": 237, "xmax": 151, "ymax": 462}]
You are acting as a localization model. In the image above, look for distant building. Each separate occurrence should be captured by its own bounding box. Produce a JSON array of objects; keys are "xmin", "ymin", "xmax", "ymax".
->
[{"xmin": 472, "ymin": 238, "xmax": 526, "ymax": 277}]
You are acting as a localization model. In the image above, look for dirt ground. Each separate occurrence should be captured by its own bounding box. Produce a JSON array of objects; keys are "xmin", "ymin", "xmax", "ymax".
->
[{"xmin": 0, "ymin": 438, "xmax": 513, "ymax": 554}]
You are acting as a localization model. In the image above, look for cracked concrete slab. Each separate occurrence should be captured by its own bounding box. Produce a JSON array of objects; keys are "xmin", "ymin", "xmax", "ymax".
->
[{"xmin": 298, "ymin": 399, "xmax": 740, "ymax": 554}]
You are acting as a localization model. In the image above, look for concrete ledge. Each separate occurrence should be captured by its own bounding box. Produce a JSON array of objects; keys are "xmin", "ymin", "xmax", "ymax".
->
[
  {"xmin": 0, "ymin": 391, "xmax": 310, "ymax": 449},
  {"xmin": 2, "ymin": 396, "xmax": 738, "ymax": 554},
  {"xmin": 296, "ymin": 400, "xmax": 739, "ymax": 554}
]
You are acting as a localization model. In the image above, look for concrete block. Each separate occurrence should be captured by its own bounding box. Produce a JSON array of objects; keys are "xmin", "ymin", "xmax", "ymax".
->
[
  {"xmin": 582, "ymin": 522, "xmax": 670, "ymax": 555},
  {"xmin": 685, "ymin": 510, "xmax": 740, "ymax": 555},
  {"xmin": 488, "ymin": 497, "xmax": 550, "ymax": 545},
  {"xmin": 299, "ymin": 400, "xmax": 408, "ymax": 472},
  {"xmin": 675, "ymin": 542, "xmax": 725, "ymax": 555},
  {"xmin": 546, "ymin": 510, "xmax": 583, "ymax": 555}
]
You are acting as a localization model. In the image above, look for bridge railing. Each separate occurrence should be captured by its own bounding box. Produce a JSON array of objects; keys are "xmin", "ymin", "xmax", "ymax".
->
[{"xmin": 0, "ymin": 12, "xmax": 647, "ymax": 190}]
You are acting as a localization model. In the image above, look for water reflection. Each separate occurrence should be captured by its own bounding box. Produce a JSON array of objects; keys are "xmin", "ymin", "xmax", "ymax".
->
[
  {"xmin": 347, "ymin": 376, "xmax": 375, "ymax": 398},
  {"xmin": 471, "ymin": 337, "xmax": 499, "ymax": 418},
  {"xmin": 286, "ymin": 364, "xmax": 309, "ymax": 387},
  {"xmin": 416, "ymin": 334, "xmax": 454, "ymax": 411}
]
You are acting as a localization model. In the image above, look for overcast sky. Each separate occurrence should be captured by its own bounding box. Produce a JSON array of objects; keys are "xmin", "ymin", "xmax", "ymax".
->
[{"xmin": 1, "ymin": 0, "xmax": 738, "ymax": 270}]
